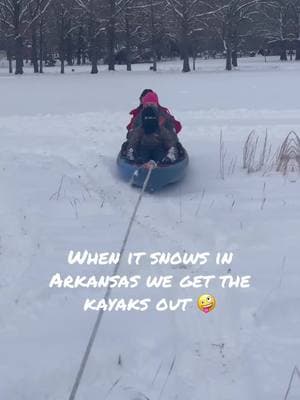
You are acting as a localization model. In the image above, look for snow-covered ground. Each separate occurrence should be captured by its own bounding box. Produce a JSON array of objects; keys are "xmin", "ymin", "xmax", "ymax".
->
[{"xmin": 1, "ymin": 56, "xmax": 300, "ymax": 400}]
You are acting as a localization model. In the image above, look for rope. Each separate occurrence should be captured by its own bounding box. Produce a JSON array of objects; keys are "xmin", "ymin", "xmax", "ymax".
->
[{"xmin": 68, "ymin": 163, "xmax": 155, "ymax": 400}]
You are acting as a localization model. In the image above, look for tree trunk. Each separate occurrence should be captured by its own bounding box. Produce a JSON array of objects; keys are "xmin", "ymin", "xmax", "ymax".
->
[
  {"xmin": 225, "ymin": 42, "xmax": 232, "ymax": 71},
  {"xmin": 76, "ymin": 51, "xmax": 81, "ymax": 65},
  {"xmin": 39, "ymin": 22, "xmax": 43, "ymax": 73},
  {"xmin": 60, "ymin": 57, "xmax": 65, "ymax": 73},
  {"xmin": 192, "ymin": 55, "xmax": 196, "ymax": 71},
  {"xmin": 152, "ymin": 57, "xmax": 157, "ymax": 71},
  {"xmin": 91, "ymin": 59, "xmax": 98, "ymax": 73},
  {"xmin": 59, "ymin": 38, "xmax": 65, "ymax": 73},
  {"xmin": 107, "ymin": 24, "xmax": 115, "ymax": 70},
  {"xmin": 232, "ymin": 50, "xmax": 238, "ymax": 67},
  {"xmin": 7, "ymin": 41, "xmax": 13, "ymax": 73},
  {"xmin": 60, "ymin": 40, "xmax": 65, "ymax": 74},
  {"xmin": 296, "ymin": 44, "xmax": 300, "ymax": 60},
  {"xmin": 15, "ymin": 35, "xmax": 23, "ymax": 74},
  {"xmin": 89, "ymin": 20, "xmax": 98, "ymax": 74},
  {"xmin": 66, "ymin": 25, "xmax": 73, "ymax": 66},
  {"xmin": 9, "ymin": 57, "xmax": 13, "ymax": 73},
  {"xmin": 13, "ymin": 0, "xmax": 23, "ymax": 74},
  {"xmin": 66, "ymin": 40, "xmax": 73, "ymax": 65},
  {"xmin": 90, "ymin": 42, "xmax": 98, "ymax": 74},
  {"xmin": 182, "ymin": 54, "xmax": 190, "ymax": 72},
  {"xmin": 107, "ymin": 0, "xmax": 116, "ymax": 71},
  {"xmin": 280, "ymin": 46, "xmax": 287, "ymax": 61},
  {"xmin": 181, "ymin": 38, "xmax": 191, "ymax": 72},
  {"xmin": 150, "ymin": 0, "xmax": 157, "ymax": 72},
  {"xmin": 31, "ymin": 27, "xmax": 39, "ymax": 73},
  {"xmin": 90, "ymin": 32, "xmax": 98, "ymax": 73},
  {"xmin": 76, "ymin": 27, "xmax": 83, "ymax": 65},
  {"xmin": 181, "ymin": 18, "xmax": 190, "ymax": 72},
  {"xmin": 125, "ymin": 11, "xmax": 131, "ymax": 71},
  {"xmin": 191, "ymin": 42, "xmax": 197, "ymax": 70},
  {"xmin": 232, "ymin": 29, "xmax": 238, "ymax": 67}
]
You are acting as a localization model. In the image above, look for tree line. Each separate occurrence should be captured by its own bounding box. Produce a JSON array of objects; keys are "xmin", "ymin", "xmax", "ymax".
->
[{"xmin": 0, "ymin": 0, "xmax": 299, "ymax": 74}]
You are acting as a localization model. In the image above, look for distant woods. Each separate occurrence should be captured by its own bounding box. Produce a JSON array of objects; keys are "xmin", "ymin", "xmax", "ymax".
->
[{"xmin": 0, "ymin": 0, "xmax": 299, "ymax": 74}]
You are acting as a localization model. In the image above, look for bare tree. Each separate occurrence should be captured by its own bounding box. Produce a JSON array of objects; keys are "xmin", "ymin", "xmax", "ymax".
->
[
  {"xmin": 166, "ymin": 0, "xmax": 223, "ymax": 72},
  {"xmin": 105, "ymin": 0, "xmax": 136, "ymax": 70},
  {"xmin": 291, "ymin": 0, "xmax": 300, "ymax": 59},
  {"xmin": 210, "ymin": 0, "xmax": 260, "ymax": 70},
  {"xmin": 0, "ymin": 0, "xmax": 52, "ymax": 74},
  {"xmin": 28, "ymin": 0, "xmax": 52, "ymax": 73},
  {"xmin": 75, "ymin": 0, "xmax": 105, "ymax": 73},
  {"xmin": 292, "ymin": 0, "xmax": 300, "ymax": 60},
  {"xmin": 117, "ymin": 1, "xmax": 139, "ymax": 71},
  {"xmin": 166, "ymin": 0, "xmax": 199, "ymax": 72},
  {"xmin": 132, "ymin": 0, "xmax": 168, "ymax": 71},
  {"xmin": 75, "ymin": 0, "xmax": 130, "ymax": 72},
  {"xmin": 123, "ymin": 4, "xmax": 133, "ymax": 70},
  {"xmin": 52, "ymin": 0, "xmax": 79, "ymax": 73},
  {"xmin": 0, "ymin": 0, "xmax": 26, "ymax": 73},
  {"xmin": 257, "ymin": 0, "xmax": 297, "ymax": 61}
]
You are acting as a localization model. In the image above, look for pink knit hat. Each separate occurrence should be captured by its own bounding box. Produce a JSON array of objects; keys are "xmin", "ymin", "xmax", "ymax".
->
[{"xmin": 142, "ymin": 91, "xmax": 159, "ymax": 105}]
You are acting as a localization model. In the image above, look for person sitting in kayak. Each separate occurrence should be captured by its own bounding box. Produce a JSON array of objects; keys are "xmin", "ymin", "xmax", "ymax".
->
[
  {"xmin": 126, "ymin": 106, "xmax": 179, "ymax": 164},
  {"xmin": 127, "ymin": 90, "xmax": 182, "ymax": 135}
]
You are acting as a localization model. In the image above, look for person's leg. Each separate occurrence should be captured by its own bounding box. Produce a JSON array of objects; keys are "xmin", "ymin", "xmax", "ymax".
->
[
  {"xmin": 136, "ymin": 146, "xmax": 151, "ymax": 164},
  {"xmin": 150, "ymin": 145, "xmax": 166, "ymax": 162},
  {"xmin": 121, "ymin": 141, "xmax": 128, "ymax": 156}
]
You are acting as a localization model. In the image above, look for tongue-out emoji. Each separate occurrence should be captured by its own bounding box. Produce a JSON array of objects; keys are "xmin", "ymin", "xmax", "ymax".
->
[{"xmin": 197, "ymin": 294, "xmax": 216, "ymax": 314}]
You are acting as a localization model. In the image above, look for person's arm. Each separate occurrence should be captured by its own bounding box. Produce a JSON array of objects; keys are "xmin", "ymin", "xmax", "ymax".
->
[
  {"xmin": 174, "ymin": 119, "xmax": 182, "ymax": 134},
  {"xmin": 160, "ymin": 128, "xmax": 179, "ymax": 163},
  {"xmin": 127, "ymin": 117, "xmax": 134, "ymax": 131},
  {"xmin": 126, "ymin": 129, "xmax": 141, "ymax": 160},
  {"xmin": 160, "ymin": 107, "xmax": 182, "ymax": 134},
  {"xmin": 127, "ymin": 107, "xmax": 142, "ymax": 132}
]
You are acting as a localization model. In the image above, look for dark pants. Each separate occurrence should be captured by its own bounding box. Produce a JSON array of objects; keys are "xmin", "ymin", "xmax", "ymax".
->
[{"xmin": 136, "ymin": 145, "xmax": 166, "ymax": 163}]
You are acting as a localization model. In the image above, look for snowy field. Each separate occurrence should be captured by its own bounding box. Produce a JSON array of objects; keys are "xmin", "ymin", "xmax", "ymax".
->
[{"xmin": 1, "ymin": 56, "xmax": 300, "ymax": 400}]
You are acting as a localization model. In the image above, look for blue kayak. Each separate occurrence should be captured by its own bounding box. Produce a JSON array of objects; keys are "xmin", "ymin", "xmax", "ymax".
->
[{"xmin": 117, "ymin": 148, "xmax": 189, "ymax": 192}]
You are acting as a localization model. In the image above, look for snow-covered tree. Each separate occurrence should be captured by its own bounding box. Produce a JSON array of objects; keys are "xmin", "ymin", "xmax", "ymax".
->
[
  {"xmin": 117, "ymin": 1, "xmax": 140, "ymax": 71},
  {"xmin": 209, "ymin": 0, "xmax": 260, "ymax": 70},
  {"xmin": 129, "ymin": 0, "xmax": 169, "ymax": 71},
  {"xmin": 75, "ymin": 0, "xmax": 135, "ymax": 72},
  {"xmin": 28, "ymin": 0, "xmax": 52, "ymax": 73},
  {"xmin": 0, "ymin": 0, "xmax": 51, "ymax": 74},
  {"xmin": 166, "ymin": 0, "xmax": 215, "ymax": 72},
  {"xmin": 50, "ymin": 0, "xmax": 77, "ymax": 73},
  {"xmin": 257, "ymin": 0, "xmax": 298, "ymax": 61},
  {"xmin": 291, "ymin": 0, "xmax": 300, "ymax": 59},
  {"xmin": 74, "ymin": 0, "xmax": 104, "ymax": 73}
]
